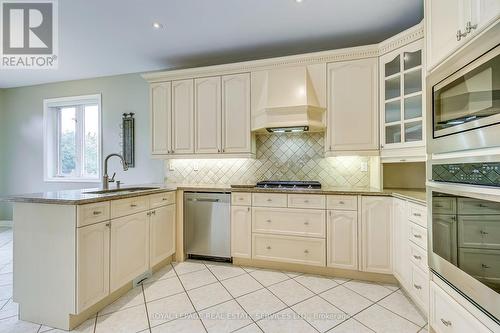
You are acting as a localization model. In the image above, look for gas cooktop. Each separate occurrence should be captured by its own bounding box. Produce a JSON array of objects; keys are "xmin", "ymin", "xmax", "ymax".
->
[{"xmin": 255, "ymin": 181, "xmax": 321, "ymax": 189}]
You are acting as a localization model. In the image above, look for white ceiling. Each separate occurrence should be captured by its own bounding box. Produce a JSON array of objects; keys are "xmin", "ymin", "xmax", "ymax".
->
[{"xmin": 0, "ymin": 0, "xmax": 423, "ymax": 88}]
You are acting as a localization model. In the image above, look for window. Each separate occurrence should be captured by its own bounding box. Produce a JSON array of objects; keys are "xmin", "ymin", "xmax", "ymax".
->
[{"xmin": 44, "ymin": 95, "xmax": 101, "ymax": 182}]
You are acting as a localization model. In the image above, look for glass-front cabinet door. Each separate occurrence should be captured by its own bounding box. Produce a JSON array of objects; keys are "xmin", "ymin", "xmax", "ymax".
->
[{"xmin": 380, "ymin": 40, "xmax": 425, "ymax": 150}]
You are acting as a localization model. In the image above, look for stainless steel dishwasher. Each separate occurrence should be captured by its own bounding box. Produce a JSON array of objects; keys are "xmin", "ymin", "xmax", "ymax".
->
[{"xmin": 184, "ymin": 192, "xmax": 231, "ymax": 261}]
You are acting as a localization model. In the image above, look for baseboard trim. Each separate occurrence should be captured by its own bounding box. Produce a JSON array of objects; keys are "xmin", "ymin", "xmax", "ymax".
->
[{"xmin": 0, "ymin": 221, "xmax": 12, "ymax": 227}]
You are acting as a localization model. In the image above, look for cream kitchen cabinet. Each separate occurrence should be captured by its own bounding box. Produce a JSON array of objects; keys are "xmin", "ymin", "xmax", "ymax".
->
[
  {"xmin": 222, "ymin": 73, "xmax": 252, "ymax": 154},
  {"xmin": 76, "ymin": 220, "xmax": 110, "ymax": 312},
  {"xmin": 379, "ymin": 39, "xmax": 425, "ymax": 161},
  {"xmin": 150, "ymin": 204, "xmax": 176, "ymax": 266},
  {"xmin": 361, "ymin": 196, "xmax": 393, "ymax": 274},
  {"xmin": 151, "ymin": 82, "xmax": 172, "ymax": 155},
  {"xmin": 171, "ymin": 79, "xmax": 195, "ymax": 154},
  {"xmin": 110, "ymin": 211, "xmax": 150, "ymax": 292},
  {"xmin": 326, "ymin": 58, "xmax": 379, "ymax": 155},
  {"xmin": 425, "ymin": 0, "xmax": 500, "ymax": 71},
  {"xmin": 231, "ymin": 205, "xmax": 252, "ymax": 258},
  {"xmin": 195, "ymin": 76, "xmax": 222, "ymax": 153},
  {"xmin": 327, "ymin": 210, "xmax": 358, "ymax": 270},
  {"xmin": 392, "ymin": 198, "xmax": 410, "ymax": 287}
]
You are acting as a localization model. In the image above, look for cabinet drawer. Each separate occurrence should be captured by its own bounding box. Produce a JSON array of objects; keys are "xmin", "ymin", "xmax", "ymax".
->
[
  {"xmin": 430, "ymin": 282, "xmax": 491, "ymax": 333},
  {"xmin": 231, "ymin": 193, "xmax": 252, "ymax": 206},
  {"xmin": 252, "ymin": 207, "xmax": 326, "ymax": 238},
  {"xmin": 458, "ymin": 215, "xmax": 500, "ymax": 249},
  {"xmin": 287, "ymin": 194, "xmax": 325, "ymax": 209},
  {"xmin": 252, "ymin": 193, "xmax": 287, "ymax": 208},
  {"xmin": 409, "ymin": 242, "xmax": 428, "ymax": 272},
  {"xmin": 77, "ymin": 202, "xmax": 110, "ymax": 227},
  {"xmin": 327, "ymin": 195, "xmax": 357, "ymax": 210},
  {"xmin": 458, "ymin": 248, "xmax": 500, "ymax": 282},
  {"xmin": 149, "ymin": 191, "xmax": 175, "ymax": 209},
  {"xmin": 408, "ymin": 202, "xmax": 427, "ymax": 228},
  {"xmin": 252, "ymin": 233, "xmax": 325, "ymax": 266},
  {"xmin": 111, "ymin": 196, "xmax": 149, "ymax": 219},
  {"xmin": 409, "ymin": 222, "xmax": 427, "ymax": 250},
  {"xmin": 410, "ymin": 264, "xmax": 429, "ymax": 313},
  {"xmin": 433, "ymin": 197, "xmax": 456, "ymax": 215},
  {"xmin": 458, "ymin": 198, "xmax": 500, "ymax": 215}
]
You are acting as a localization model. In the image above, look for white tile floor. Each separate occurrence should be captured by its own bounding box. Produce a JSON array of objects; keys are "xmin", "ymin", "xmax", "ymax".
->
[{"xmin": 0, "ymin": 227, "xmax": 429, "ymax": 333}]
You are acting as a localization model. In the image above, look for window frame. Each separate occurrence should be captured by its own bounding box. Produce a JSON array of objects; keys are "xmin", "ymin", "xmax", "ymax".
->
[{"xmin": 43, "ymin": 94, "xmax": 102, "ymax": 183}]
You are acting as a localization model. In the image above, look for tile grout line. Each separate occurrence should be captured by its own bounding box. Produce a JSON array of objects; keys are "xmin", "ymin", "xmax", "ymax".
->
[
  {"xmin": 373, "ymin": 288, "xmax": 427, "ymax": 328},
  {"xmin": 141, "ymin": 283, "xmax": 152, "ymax": 333}
]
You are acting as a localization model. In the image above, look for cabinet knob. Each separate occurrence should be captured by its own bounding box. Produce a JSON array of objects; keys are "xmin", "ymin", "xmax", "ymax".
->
[
  {"xmin": 482, "ymin": 264, "xmax": 491, "ymax": 269},
  {"xmin": 218, "ymin": 149, "xmax": 221, "ymax": 153},
  {"xmin": 465, "ymin": 21, "xmax": 477, "ymax": 34},
  {"xmin": 267, "ymin": 198, "xmax": 272, "ymax": 202},
  {"xmin": 339, "ymin": 201, "xmax": 345, "ymax": 204},
  {"xmin": 162, "ymin": 197, "xmax": 168, "ymax": 201},
  {"xmin": 413, "ymin": 255, "xmax": 421, "ymax": 260},
  {"xmin": 413, "ymin": 284, "xmax": 422, "ymax": 290},
  {"xmin": 435, "ymin": 204, "xmax": 443, "ymax": 208},
  {"xmin": 247, "ymin": 207, "xmax": 250, "ymax": 212},
  {"xmin": 105, "ymin": 223, "xmax": 110, "ymax": 227},
  {"xmin": 440, "ymin": 318, "xmax": 452, "ymax": 327},
  {"xmin": 480, "ymin": 230, "xmax": 488, "ymax": 235},
  {"xmin": 304, "ymin": 249, "xmax": 309, "ymax": 254},
  {"xmin": 304, "ymin": 221, "xmax": 309, "ymax": 225},
  {"xmin": 413, "ymin": 234, "xmax": 422, "ymax": 239},
  {"xmin": 413, "ymin": 213, "xmax": 421, "ymax": 217},
  {"xmin": 93, "ymin": 211, "xmax": 102, "ymax": 216},
  {"xmin": 266, "ymin": 246, "xmax": 271, "ymax": 250},
  {"xmin": 304, "ymin": 199, "xmax": 309, "ymax": 203},
  {"xmin": 456, "ymin": 29, "xmax": 467, "ymax": 41},
  {"xmin": 130, "ymin": 204, "xmax": 137, "ymax": 208},
  {"xmin": 266, "ymin": 219, "xmax": 272, "ymax": 223}
]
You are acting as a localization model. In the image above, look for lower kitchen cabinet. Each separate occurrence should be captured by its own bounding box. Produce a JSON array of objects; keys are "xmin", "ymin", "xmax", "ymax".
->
[
  {"xmin": 327, "ymin": 210, "xmax": 358, "ymax": 270},
  {"xmin": 231, "ymin": 205, "xmax": 252, "ymax": 258},
  {"xmin": 392, "ymin": 198, "xmax": 410, "ymax": 286},
  {"xmin": 361, "ymin": 196, "xmax": 393, "ymax": 274},
  {"xmin": 76, "ymin": 221, "xmax": 110, "ymax": 313},
  {"xmin": 110, "ymin": 211, "xmax": 150, "ymax": 292},
  {"xmin": 150, "ymin": 204, "xmax": 176, "ymax": 266}
]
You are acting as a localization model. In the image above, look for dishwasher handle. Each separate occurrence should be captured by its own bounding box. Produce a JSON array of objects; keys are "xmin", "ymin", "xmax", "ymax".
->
[{"xmin": 186, "ymin": 198, "xmax": 220, "ymax": 203}]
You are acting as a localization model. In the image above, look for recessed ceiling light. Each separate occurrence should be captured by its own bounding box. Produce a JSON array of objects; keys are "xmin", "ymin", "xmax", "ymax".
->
[
  {"xmin": 152, "ymin": 22, "xmax": 164, "ymax": 29},
  {"xmin": 295, "ymin": 0, "xmax": 303, "ymax": 3}
]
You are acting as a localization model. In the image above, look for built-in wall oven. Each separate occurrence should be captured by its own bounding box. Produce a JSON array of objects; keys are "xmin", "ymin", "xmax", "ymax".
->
[
  {"xmin": 428, "ymin": 160, "xmax": 500, "ymax": 323},
  {"xmin": 427, "ymin": 22, "xmax": 500, "ymax": 154}
]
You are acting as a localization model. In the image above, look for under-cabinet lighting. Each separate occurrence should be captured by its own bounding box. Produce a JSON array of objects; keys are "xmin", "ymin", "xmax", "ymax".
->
[{"xmin": 266, "ymin": 126, "xmax": 309, "ymax": 133}]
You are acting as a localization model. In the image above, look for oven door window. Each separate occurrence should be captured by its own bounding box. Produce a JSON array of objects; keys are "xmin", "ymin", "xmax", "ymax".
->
[
  {"xmin": 433, "ymin": 45, "xmax": 500, "ymax": 138},
  {"xmin": 432, "ymin": 192, "xmax": 500, "ymax": 293}
]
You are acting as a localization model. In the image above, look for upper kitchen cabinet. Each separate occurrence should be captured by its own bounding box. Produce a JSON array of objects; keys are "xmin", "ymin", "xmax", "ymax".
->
[
  {"xmin": 195, "ymin": 76, "xmax": 222, "ymax": 154},
  {"xmin": 326, "ymin": 58, "xmax": 378, "ymax": 155},
  {"xmin": 171, "ymin": 79, "xmax": 195, "ymax": 154},
  {"xmin": 222, "ymin": 73, "xmax": 253, "ymax": 154},
  {"xmin": 151, "ymin": 82, "xmax": 172, "ymax": 155},
  {"xmin": 426, "ymin": 0, "xmax": 500, "ymax": 72},
  {"xmin": 379, "ymin": 39, "xmax": 425, "ymax": 162}
]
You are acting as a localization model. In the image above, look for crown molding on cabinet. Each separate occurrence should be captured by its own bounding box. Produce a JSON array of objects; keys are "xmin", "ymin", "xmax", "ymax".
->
[{"xmin": 142, "ymin": 22, "xmax": 423, "ymax": 83}]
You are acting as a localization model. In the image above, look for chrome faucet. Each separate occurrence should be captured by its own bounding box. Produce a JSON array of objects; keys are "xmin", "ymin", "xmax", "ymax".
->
[{"xmin": 103, "ymin": 153, "xmax": 129, "ymax": 190}]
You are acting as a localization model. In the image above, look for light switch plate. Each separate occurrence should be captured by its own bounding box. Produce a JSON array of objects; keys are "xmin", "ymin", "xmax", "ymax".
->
[
  {"xmin": 360, "ymin": 161, "xmax": 368, "ymax": 172},
  {"xmin": 169, "ymin": 161, "xmax": 175, "ymax": 171},
  {"xmin": 193, "ymin": 161, "xmax": 199, "ymax": 171}
]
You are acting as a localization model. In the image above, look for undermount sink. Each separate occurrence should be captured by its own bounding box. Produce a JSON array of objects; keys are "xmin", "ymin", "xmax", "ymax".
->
[{"xmin": 85, "ymin": 187, "xmax": 160, "ymax": 195}]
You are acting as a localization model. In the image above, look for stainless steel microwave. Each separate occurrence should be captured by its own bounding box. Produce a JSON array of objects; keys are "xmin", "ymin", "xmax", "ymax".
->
[
  {"xmin": 428, "ymin": 160, "xmax": 500, "ymax": 323},
  {"xmin": 427, "ymin": 22, "xmax": 500, "ymax": 155}
]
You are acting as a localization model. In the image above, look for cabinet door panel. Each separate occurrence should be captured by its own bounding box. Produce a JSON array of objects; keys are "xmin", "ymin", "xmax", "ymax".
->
[
  {"xmin": 151, "ymin": 82, "xmax": 172, "ymax": 154},
  {"xmin": 222, "ymin": 73, "xmax": 251, "ymax": 153},
  {"xmin": 150, "ymin": 205, "xmax": 176, "ymax": 267},
  {"xmin": 361, "ymin": 196, "xmax": 392, "ymax": 274},
  {"xmin": 231, "ymin": 206, "xmax": 251, "ymax": 258},
  {"xmin": 110, "ymin": 212, "xmax": 149, "ymax": 292},
  {"xmin": 195, "ymin": 77, "xmax": 221, "ymax": 153},
  {"xmin": 172, "ymin": 79, "xmax": 194, "ymax": 154},
  {"xmin": 77, "ymin": 222, "xmax": 110, "ymax": 312},
  {"xmin": 327, "ymin": 58, "xmax": 378, "ymax": 151},
  {"xmin": 327, "ymin": 210, "xmax": 358, "ymax": 270},
  {"xmin": 393, "ymin": 198, "xmax": 410, "ymax": 286}
]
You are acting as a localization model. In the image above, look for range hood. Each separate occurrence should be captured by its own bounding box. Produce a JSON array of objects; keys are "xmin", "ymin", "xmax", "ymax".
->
[{"xmin": 251, "ymin": 64, "xmax": 327, "ymax": 133}]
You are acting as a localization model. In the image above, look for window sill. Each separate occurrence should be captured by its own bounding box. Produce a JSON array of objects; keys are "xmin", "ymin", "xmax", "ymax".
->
[{"xmin": 44, "ymin": 178, "xmax": 101, "ymax": 183}]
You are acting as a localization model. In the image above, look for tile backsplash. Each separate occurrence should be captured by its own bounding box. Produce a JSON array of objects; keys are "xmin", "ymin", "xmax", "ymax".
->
[{"xmin": 164, "ymin": 133, "xmax": 371, "ymax": 188}]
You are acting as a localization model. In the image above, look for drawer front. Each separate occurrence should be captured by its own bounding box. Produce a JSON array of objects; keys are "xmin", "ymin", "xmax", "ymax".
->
[
  {"xmin": 252, "ymin": 193, "xmax": 287, "ymax": 208},
  {"xmin": 409, "ymin": 222, "xmax": 428, "ymax": 250},
  {"xmin": 231, "ymin": 193, "xmax": 252, "ymax": 206},
  {"xmin": 458, "ymin": 248, "xmax": 500, "ymax": 281},
  {"xmin": 252, "ymin": 233, "xmax": 326, "ymax": 266},
  {"xmin": 433, "ymin": 197, "xmax": 457, "ymax": 215},
  {"xmin": 408, "ymin": 202, "xmax": 427, "ymax": 228},
  {"xmin": 149, "ymin": 191, "xmax": 176, "ymax": 209},
  {"xmin": 252, "ymin": 207, "xmax": 326, "ymax": 238},
  {"xmin": 327, "ymin": 195, "xmax": 357, "ymax": 211},
  {"xmin": 287, "ymin": 194, "xmax": 326, "ymax": 209},
  {"xmin": 409, "ymin": 242, "xmax": 428, "ymax": 272},
  {"xmin": 410, "ymin": 264, "xmax": 429, "ymax": 312},
  {"xmin": 458, "ymin": 215, "xmax": 500, "ymax": 249},
  {"xmin": 111, "ymin": 196, "xmax": 149, "ymax": 219},
  {"xmin": 458, "ymin": 198, "xmax": 500, "ymax": 215},
  {"xmin": 77, "ymin": 202, "xmax": 110, "ymax": 227},
  {"xmin": 430, "ymin": 282, "xmax": 491, "ymax": 333}
]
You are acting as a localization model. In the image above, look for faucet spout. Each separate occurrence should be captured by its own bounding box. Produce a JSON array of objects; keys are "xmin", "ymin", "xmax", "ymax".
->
[{"xmin": 103, "ymin": 153, "xmax": 128, "ymax": 190}]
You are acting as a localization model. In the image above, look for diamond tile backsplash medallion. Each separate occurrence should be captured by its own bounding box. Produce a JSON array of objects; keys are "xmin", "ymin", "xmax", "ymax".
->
[{"xmin": 164, "ymin": 133, "xmax": 371, "ymax": 188}]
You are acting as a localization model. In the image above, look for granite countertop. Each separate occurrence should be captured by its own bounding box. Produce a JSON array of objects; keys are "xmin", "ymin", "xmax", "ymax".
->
[{"xmin": 2, "ymin": 184, "xmax": 177, "ymax": 205}]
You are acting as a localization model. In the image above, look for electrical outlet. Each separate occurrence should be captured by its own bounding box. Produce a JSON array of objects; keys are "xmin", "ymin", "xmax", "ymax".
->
[
  {"xmin": 193, "ymin": 161, "xmax": 199, "ymax": 171},
  {"xmin": 360, "ymin": 161, "xmax": 368, "ymax": 172},
  {"xmin": 168, "ymin": 161, "xmax": 175, "ymax": 171}
]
